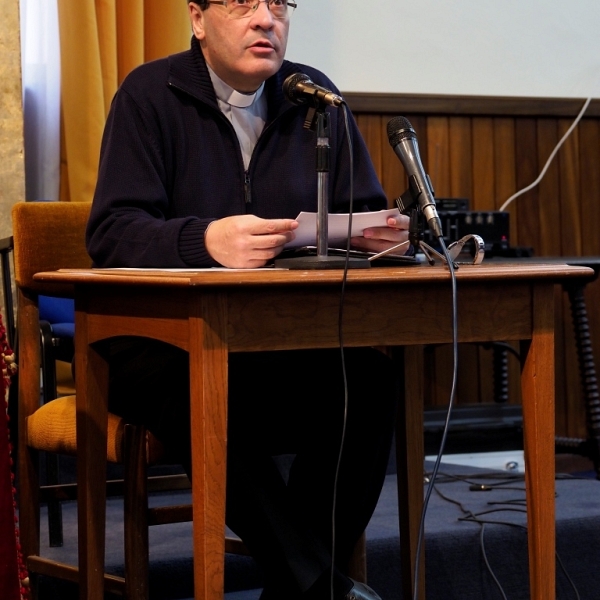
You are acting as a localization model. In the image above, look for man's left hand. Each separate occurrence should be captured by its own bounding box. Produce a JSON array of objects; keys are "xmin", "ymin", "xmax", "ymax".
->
[{"xmin": 350, "ymin": 214, "xmax": 411, "ymax": 255}]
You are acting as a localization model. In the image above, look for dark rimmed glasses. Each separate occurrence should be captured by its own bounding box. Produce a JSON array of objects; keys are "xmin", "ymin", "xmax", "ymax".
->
[{"xmin": 203, "ymin": 0, "xmax": 297, "ymax": 20}]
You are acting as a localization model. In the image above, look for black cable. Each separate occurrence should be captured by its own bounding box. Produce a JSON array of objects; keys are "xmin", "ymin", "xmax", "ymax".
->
[
  {"xmin": 480, "ymin": 525, "xmax": 510, "ymax": 600},
  {"xmin": 330, "ymin": 102, "xmax": 354, "ymax": 600},
  {"xmin": 432, "ymin": 477, "xmax": 582, "ymax": 600},
  {"xmin": 412, "ymin": 237, "xmax": 458, "ymax": 600},
  {"xmin": 476, "ymin": 340, "xmax": 521, "ymax": 361}
]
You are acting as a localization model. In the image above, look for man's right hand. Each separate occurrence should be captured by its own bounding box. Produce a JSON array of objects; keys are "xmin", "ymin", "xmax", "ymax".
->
[{"xmin": 205, "ymin": 214, "xmax": 298, "ymax": 269}]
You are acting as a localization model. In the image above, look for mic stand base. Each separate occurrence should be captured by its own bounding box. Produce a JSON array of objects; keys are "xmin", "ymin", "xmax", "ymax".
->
[
  {"xmin": 273, "ymin": 255, "xmax": 371, "ymax": 270},
  {"xmin": 418, "ymin": 240, "xmax": 451, "ymax": 266}
]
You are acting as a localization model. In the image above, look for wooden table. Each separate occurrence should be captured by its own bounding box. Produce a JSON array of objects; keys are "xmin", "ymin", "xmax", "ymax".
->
[{"xmin": 34, "ymin": 262, "xmax": 593, "ymax": 600}]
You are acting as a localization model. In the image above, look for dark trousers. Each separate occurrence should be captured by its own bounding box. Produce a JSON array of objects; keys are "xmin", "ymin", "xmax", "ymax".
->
[{"xmin": 108, "ymin": 339, "xmax": 398, "ymax": 598}]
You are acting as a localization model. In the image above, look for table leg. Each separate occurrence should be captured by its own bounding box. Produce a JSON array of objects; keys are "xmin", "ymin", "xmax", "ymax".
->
[
  {"xmin": 394, "ymin": 346, "xmax": 426, "ymax": 600},
  {"xmin": 189, "ymin": 292, "xmax": 228, "ymax": 600},
  {"xmin": 75, "ymin": 308, "xmax": 109, "ymax": 600},
  {"xmin": 521, "ymin": 283, "xmax": 555, "ymax": 600}
]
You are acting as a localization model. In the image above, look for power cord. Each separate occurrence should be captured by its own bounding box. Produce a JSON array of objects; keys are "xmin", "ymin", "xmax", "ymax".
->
[
  {"xmin": 499, "ymin": 97, "xmax": 592, "ymax": 212},
  {"xmin": 431, "ymin": 473, "xmax": 582, "ymax": 600}
]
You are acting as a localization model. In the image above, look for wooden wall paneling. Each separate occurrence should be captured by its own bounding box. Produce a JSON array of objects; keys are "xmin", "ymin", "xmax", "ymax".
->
[
  {"xmin": 343, "ymin": 93, "xmax": 600, "ymax": 121},
  {"xmin": 492, "ymin": 118, "xmax": 517, "ymax": 245},
  {"xmin": 490, "ymin": 118, "xmax": 522, "ymax": 410},
  {"xmin": 425, "ymin": 117, "xmax": 451, "ymax": 197},
  {"xmin": 448, "ymin": 117, "xmax": 473, "ymax": 201},
  {"xmin": 405, "ymin": 114, "xmax": 429, "ymax": 172},
  {"xmin": 535, "ymin": 119, "xmax": 561, "ymax": 257},
  {"xmin": 578, "ymin": 119, "xmax": 600, "ymax": 256},
  {"xmin": 514, "ymin": 118, "xmax": 541, "ymax": 253},
  {"xmin": 557, "ymin": 118, "xmax": 583, "ymax": 257},
  {"xmin": 471, "ymin": 118, "xmax": 497, "ymax": 407},
  {"xmin": 471, "ymin": 117, "xmax": 495, "ymax": 210},
  {"xmin": 450, "ymin": 117, "xmax": 483, "ymax": 407},
  {"xmin": 355, "ymin": 114, "xmax": 384, "ymax": 184},
  {"xmin": 351, "ymin": 93, "xmax": 600, "ymax": 440}
]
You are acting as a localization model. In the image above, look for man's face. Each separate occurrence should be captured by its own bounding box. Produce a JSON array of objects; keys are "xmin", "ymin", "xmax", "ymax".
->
[{"xmin": 189, "ymin": 2, "xmax": 289, "ymax": 93}]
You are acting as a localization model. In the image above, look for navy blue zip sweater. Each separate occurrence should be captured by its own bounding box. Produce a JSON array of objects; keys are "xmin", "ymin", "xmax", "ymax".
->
[{"xmin": 86, "ymin": 38, "xmax": 387, "ymax": 268}]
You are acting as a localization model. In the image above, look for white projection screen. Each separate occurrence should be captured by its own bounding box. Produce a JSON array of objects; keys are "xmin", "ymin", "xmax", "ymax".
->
[{"xmin": 286, "ymin": 0, "xmax": 600, "ymax": 99}]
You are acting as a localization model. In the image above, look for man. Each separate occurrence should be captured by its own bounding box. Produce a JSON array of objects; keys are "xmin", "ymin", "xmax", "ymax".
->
[{"xmin": 87, "ymin": 1, "xmax": 411, "ymax": 599}]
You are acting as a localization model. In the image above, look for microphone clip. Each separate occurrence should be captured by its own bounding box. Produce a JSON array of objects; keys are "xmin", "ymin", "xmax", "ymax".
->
[{"xmin": 303, "ymin": 101, "xmax": 332, "ymax": 131}]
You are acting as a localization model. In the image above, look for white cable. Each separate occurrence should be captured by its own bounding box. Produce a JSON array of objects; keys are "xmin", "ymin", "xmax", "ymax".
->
[{"xmin": 499, "ymin": 97, "xmax": 592, "ymax": 213}]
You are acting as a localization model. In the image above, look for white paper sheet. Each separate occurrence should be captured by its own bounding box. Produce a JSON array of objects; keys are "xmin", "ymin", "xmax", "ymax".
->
[{"xmin": 286, "ymin": 208, "xmax": 401, "ymax": 248}]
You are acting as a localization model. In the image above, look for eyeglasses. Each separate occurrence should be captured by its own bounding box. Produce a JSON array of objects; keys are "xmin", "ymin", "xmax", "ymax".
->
[{"xmin": 203, "ymin": 0, "xmax": 297, "ymax": 20}]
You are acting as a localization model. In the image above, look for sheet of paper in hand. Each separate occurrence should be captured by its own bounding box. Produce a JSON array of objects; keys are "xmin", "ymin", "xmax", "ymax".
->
[{"xmin": 286, "ymin": 208, "xmax": 401, "ymax": 249}]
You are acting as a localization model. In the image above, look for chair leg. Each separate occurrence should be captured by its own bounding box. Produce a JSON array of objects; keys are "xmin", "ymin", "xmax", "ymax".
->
[
  {"xmin": 18, "ymin": 445, "xmax": 41, "ymax": 600},
  {"xmin": 346, "ymin": 531, "xmax": 367, "ymax": 583},
  {"xmin": 123, "ymin": 424, "xmax": 150, "ymax": 600},
  {"xmin": 44, "ymin": 452, "xmax": 64, "ymax": 547},
  {"xmin": 40, "ymin": 321, "xmax": 64, "ymax": 547}
]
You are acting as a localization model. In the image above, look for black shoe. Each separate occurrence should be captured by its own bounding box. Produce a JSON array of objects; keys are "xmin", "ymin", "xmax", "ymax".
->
[{"xmin": 344, "ymin": 580, "xmax": 383, "ymax": 600}]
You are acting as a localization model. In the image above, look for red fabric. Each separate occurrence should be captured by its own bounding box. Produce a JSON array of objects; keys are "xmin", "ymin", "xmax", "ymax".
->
[{"xmin": 0, "ymin": 316, "xmax": 25, "ymax": 600}]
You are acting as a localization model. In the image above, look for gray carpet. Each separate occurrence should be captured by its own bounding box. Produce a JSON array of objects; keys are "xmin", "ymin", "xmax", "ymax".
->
[{"xmin": 34, "ymin": 462, "xmax": 600, "ymax": 599}]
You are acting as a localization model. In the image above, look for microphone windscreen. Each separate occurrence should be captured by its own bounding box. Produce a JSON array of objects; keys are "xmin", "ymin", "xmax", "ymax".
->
[
  {"xmin": 283, "ymin": 72, "xmax": 311, "ymax": 104},
  {"xmin": 387, "ymin": 116, "xmax": 416, "ymax": 148}
]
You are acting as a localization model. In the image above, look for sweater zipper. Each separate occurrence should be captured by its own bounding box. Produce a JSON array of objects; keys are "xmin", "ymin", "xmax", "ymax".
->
[
  {"xmin": 243, "ymin": 116, "xmax": 284, "ymax": 213},
  {"xmin": 167, "ymin": 81, "xmax": 294, "ymax": 214},
  {"xmin": 244, "ymin": 171, "xmax": 252, "ymax": 212}
]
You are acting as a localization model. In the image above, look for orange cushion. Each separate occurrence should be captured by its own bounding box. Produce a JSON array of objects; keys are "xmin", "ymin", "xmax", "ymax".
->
[{"xmin": 26, "ymin": 396, "xmax": 164, "ymax": 464}]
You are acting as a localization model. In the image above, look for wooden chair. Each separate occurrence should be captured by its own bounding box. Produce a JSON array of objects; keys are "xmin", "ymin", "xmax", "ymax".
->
[{"xmin": 11, "ymin": 201, "xmax": 197, "ymax": 599}]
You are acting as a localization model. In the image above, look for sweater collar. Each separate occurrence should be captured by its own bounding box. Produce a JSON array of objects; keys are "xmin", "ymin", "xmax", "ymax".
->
[{"xmin": 167, "ymin": 37, "xmax": 303, "ymax": 122}]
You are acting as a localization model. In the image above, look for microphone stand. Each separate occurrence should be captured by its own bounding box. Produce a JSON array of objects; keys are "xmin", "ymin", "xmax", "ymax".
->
[
  {"xmin": 395, "ymin": 189, "xmax": 457, "ymax": 268},
  {"xmin": 274, "ymin": 104, "xmax": 370, "ymax": 270}
]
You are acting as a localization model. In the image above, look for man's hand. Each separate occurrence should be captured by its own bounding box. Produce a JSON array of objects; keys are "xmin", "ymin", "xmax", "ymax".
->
[
  {"xmin": 205, "ymin": 215, "xmax": 298, "ymax": 268},
  {"xmin": 350, "ymin": 214, "xmax": 411, "ymax": 255}
]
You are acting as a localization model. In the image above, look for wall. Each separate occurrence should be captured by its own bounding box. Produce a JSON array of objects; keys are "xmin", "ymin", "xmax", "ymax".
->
[
  {"xmin": 0, "ymin": 0, "xmax": 24, "ymax": 236},
  {"xmin": 0, "ymin": 0, "xmax": 24, "ymax": 327},
  {"xmin": 287, "ymin": 0, "xmax": 600, "ymax": 98}
]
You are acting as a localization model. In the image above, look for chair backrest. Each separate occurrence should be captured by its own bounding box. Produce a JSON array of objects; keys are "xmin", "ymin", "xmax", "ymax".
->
[
  {"xmin": 12, "ymin": 201, "xmax": 92, "ymax": 297},
  {"xmin": 0, "ymin": 236, "xmax": 15, "ymax": 348},
  {"xmin": 12, "ymin": 201, "xmax": 92, "ymax": 425}
]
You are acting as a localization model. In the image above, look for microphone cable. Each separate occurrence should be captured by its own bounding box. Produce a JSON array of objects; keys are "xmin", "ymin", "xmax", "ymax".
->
[
  {"xmin": 499, "ymin": 96, "xmax": 592, "ymax": 212},
  {"xmin": 330, "ymin": 100, "xmax": 353, "ymax": 600},
  {"xmin": 412, "ymin": 236, "xmax": 459, "ymax": 600}
]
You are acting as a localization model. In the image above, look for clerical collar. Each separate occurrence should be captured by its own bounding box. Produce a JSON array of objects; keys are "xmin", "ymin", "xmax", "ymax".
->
[{"xmin": 207, "ymin": 66, "xmax": 265, "ymax": 109}]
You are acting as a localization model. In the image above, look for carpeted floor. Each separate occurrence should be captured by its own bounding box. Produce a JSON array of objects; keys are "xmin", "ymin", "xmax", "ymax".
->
[{"xmin": 33, "ymin": 460, "xmax": 600, "ymax": 600}]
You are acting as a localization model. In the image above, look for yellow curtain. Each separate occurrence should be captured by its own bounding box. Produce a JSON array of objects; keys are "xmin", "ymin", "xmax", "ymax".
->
[{"xmin": 57, "ymin": 0, "xmax": 191, "ymax": 203}]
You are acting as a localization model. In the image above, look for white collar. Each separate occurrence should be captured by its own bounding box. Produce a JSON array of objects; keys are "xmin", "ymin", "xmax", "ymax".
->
[{"xmin": 207, "ymin": 65, "xmax": 265, "ymax": 109}]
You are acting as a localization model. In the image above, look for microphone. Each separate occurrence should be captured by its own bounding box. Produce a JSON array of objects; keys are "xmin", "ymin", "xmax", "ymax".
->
[
  {"xmin": 387, "ymin": 116, "xmax": 443, "ymax": 238},
  {"xmin": 283, "ymin": 73, "xmax": 344, "ymax": 108}
]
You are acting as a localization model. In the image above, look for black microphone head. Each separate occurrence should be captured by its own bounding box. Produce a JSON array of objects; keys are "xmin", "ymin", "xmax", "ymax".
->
[
  {"xmin": 387, "ymin": 116, "xmax": 417, "ymax": 148},
  {"xmin": 283, "ymin": 72, "xmax": 312, "ymax": 105}
]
